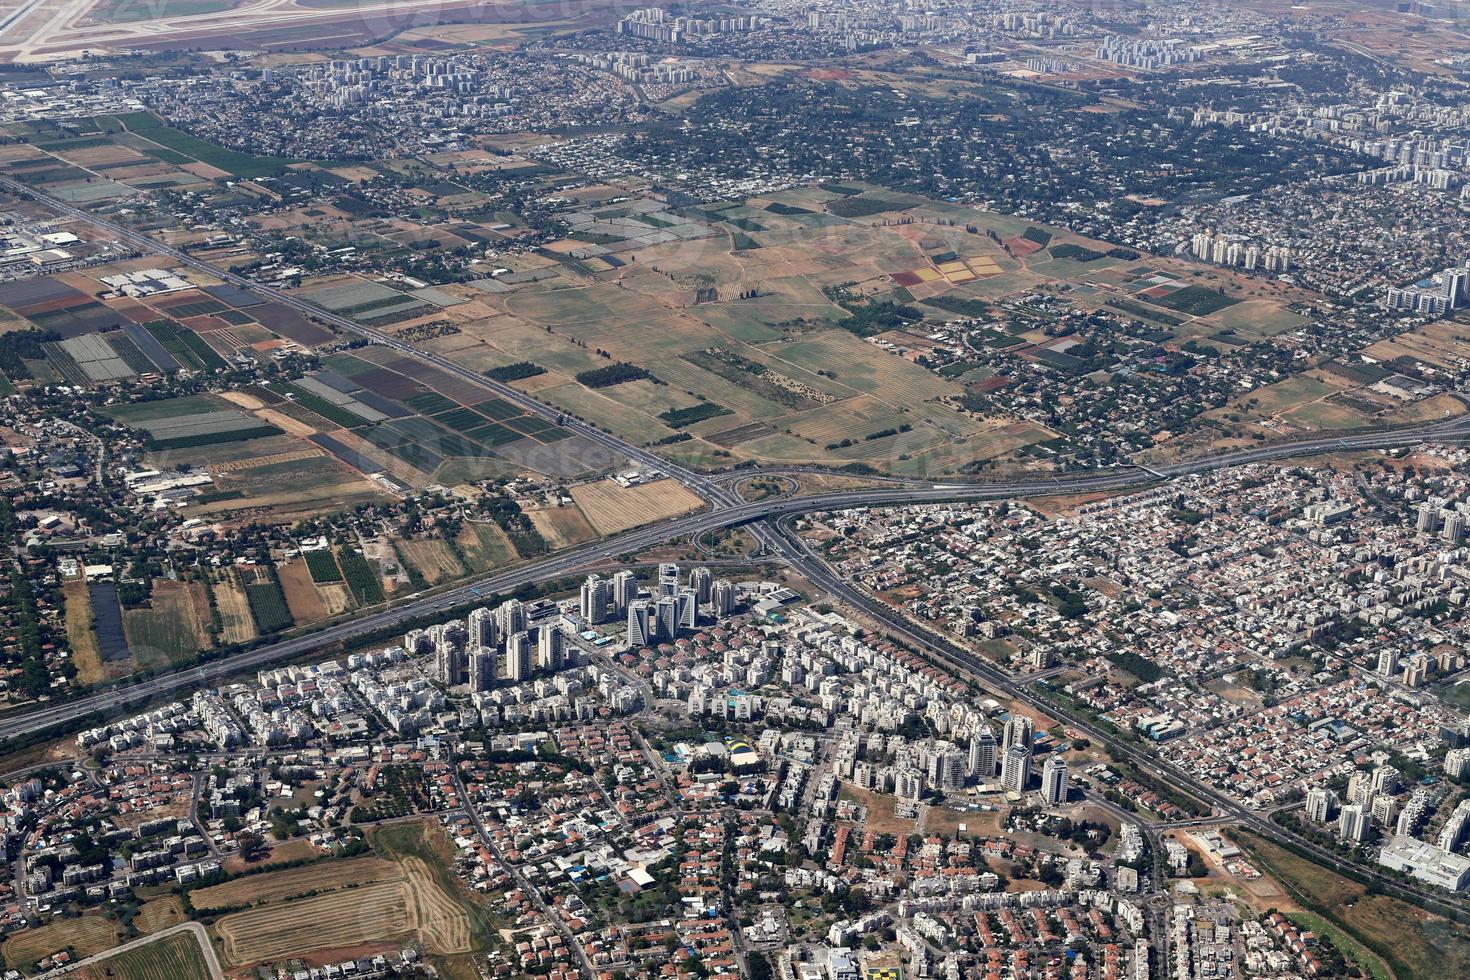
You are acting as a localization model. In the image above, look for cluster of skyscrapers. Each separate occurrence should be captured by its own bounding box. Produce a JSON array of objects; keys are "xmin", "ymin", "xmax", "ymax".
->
[
  {"xmin": 1095, "ymin": 36, "xmax": 1202, "ymax": 70},
  {"xmin": 1187, "ymin": 231, "xmax": 1291, "ymax": 273},
  {"xmin": 411, "ymin": 598, "xmax": 565, "ymax": 693},
  {"xmin": 965, "ymin": 715, "xmax": 1069, "ymax": 805},
  {"xmin": 583, "ymin": 563, "xmax": 736, "ymax": 648},
  {"xmin": 1415, "ymin": 501, "xmax": 1467, "ymax": 542},
  {"xmin": 1386, "ymin": 258, "xmax": 1470, "ymax": 315},
  {"xmin": 615, "ymin": 7, "xmax": 765, "ymax": 44}
]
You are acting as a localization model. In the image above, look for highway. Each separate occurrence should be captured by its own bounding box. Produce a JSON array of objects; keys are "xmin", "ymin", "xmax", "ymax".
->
[
  {"xmin": 762, "ymin": 517, "xmax": 1470, "ymax": 919},
  {"xmin": 7, "ymin": 413, "xmax": 1470, "ymax": 744},
  {"xmin": 7, "ymin": 171, "xmax": 1470, "ymax": 917}
]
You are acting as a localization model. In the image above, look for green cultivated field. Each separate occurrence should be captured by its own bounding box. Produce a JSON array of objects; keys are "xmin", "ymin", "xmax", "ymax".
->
[
  {"xmin": 337, "ymin": 548, "xmax": 385, "ymax": 604},
  {"xmin": 113, "ymin": 112, "xmax": 298, "ymax": 179},
  {"xmin": 305, "ymin": 549, "xmax": 344, "ymax": 583},
  {"xmin": 244, "ymin": 576, "xmax": 293, "ymax": 633}
]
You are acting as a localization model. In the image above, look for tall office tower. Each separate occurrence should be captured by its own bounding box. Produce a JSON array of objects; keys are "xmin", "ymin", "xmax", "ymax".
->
[
  {"xmin": 1001, "ymin": 744, "xmax": 1032, "ymax": 794},
  {"xmin": 1305, "ymin": 785, "xmax": 1338, "ymax": 823},
  {"xmin": 658, "ymin": 562, "xmax": 680, "ymax": 597},
  {"xmin": 1002, "ymin": 714, "xmax": 1034, "ymax": 752},
  {"xmin": 496, "ymin": 598, "xmax": 527, "ymax": 636},
  {"xmin": 1444, "ymin": 511, "xmax": 1465, "ymax": 543},
  {"xmin": 969, "ymin": 726, "xmax": 998, "ymax": 780},
  {"xmin": 1338, "ymin": 804, "xmax": 1369, "ymax": 842},
  {"xmin": 677, "ymin": 589, "xmax": 698, "ymax": 630},
  {"xmin": 1376, "ymin": 649, "xmax": 1400, "ymax": 679},
  {"xmin": 711, "ymin": 579, "xmax": 736, "ymax": 618},
  {"xmin": 470, "ymin": 647, "xmax": 497, "ymax": 693},
  {"xmin": 690, "ymin": 566, "xmax": 713, "ymax": 604},
  {"xmin": 505, "ymin": 631, "xmax": 532, "ymax": 683},
  {"xmin": 612, "ymin": 570, "xmax": 638, "ymax": 611},
  {"xmin": 1041, "ymin": 755, "xmax": 1069, "ymax": 805},
  {"xmin": 580, "ymin": 575, "xmax": 610, "ymax": 625},
  {"xmin": 436, "ymin": 643, "xmax": 466, "ymax": 686},
  {"xmin": 468, "ymin": 606, "xmax": 498, "ymax": 648},
  {"xmin": 656, "ymin": 595, "xmax": 679, "ymax": 641},
  {"xmin": 627, "ymin": 600, "xmax": 652, "ymax": 647},
  {"xmin": 536, "ymin": 624, "xmax": 564, "ymax": 671},
  {"xmin": 1418, "ymin": 502, "xmax": 1440, "ymax": 534}
]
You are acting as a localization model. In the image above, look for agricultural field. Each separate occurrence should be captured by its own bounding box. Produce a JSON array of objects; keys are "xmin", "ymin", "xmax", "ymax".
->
[
  {"xmin": 76, "ymin": 931, "xmax": 212, "ymax": 980},
  {"xmin": 212, "ymin": 881, "xmax": 412, "ymax": 965},
  {"xmin": 105, "ymin": 393, "xmax": 388, "ymax": 524},
  {"xmin": 415, "ymin": 189, "xmax": 1081, "ymax": 475},
  {"xmin": 527, "ymin": 504, "xmax": 599, "ymax": 550},
  {"xmin": 192, "ymin": 856, "xmax": 400, "ymax": 910},
  {"xmin": 394, "ymin": 536, "xmax": 466, "ymax": 585},
  {"xmin": 61, "ymin": 578, "xmax": 108, "ymax": 685},
  {"xmin": 276, "ymin": 558, "xmax": 331, "ymax": 625},
  {"xmin": 260, "ymin": 347, "xmax": 597, "ymax": 483},
  {"xmin": 0, "ymin": 257, "xmax": 333, "ymax": 394},
  {"xmin": 337, "ymin": 547, "xmax": 387, "ymax": 605},
  {"xmin": 121, "ymin": 579, "xmax": 210, "ymax": 671},
  {"xmin": 1, "ymin": 915, "xmax": 124, "ymax": 972},
  {"xmin": 569, "ymin": 478, "xmax": 706, "ymax": 535},
  {"xmin": 238, "ymin": 564, "xmax": 293, "ymax": 634},
  {"xmin": 133, "ymin": 897, "xmax": 187, "ymax": 935},
  {"xmin": 455, "ymin": 521, "xmax": 519, "ymax": 573},
  {"xmin": 210, "ymin": 570, "xmax": 257, "ymax": 644},
  {"xmin": 209, "ymin": 823, "xmax": 484, "ymax": 968}
]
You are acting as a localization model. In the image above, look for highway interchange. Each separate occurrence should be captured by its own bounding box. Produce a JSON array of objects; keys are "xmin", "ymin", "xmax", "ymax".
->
[{"xmin": 5, "ymin": 172, "xmax": 1470, "ymax": 921}]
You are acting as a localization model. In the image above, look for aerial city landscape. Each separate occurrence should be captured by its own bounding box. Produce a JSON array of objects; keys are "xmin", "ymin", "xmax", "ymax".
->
[{"xmin": 2, "ymin": 0, "xmax": 1470, "ymax": 978}]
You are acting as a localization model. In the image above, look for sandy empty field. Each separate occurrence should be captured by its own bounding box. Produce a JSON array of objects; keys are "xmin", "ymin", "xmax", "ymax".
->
[
  {"xmin": 277, "ymin": 559, "xmax": 328, "ymax": 624},
  {"xmin": 569, "ymin": 478, "xmax": 705, "ymax": 535},
  {"xmin": 316, "ymin": 582, "xmax": 355, "ymax": 615},
  {"xmin": 527, "ymin": 505, "xmax": 598, "ymax": 549}
]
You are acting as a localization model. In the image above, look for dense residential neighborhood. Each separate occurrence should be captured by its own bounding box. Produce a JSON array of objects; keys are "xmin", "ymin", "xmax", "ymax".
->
[{"xmin": 1, "ymin": 0, "xmax": 1470, "ymax": 978}]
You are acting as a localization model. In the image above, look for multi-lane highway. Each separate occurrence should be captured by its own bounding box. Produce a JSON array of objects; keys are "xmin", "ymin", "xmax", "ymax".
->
[
  {"xmin": 5, "ymin": 415, "xmax": 1470, "ymax": 743},
  {"xmin": 7, "ymin": 171, "xmax": 1470, "ymax": 919},
  {"xmin": 763, "ymin": 517, "xmax": 1470, "ymax": 918}
]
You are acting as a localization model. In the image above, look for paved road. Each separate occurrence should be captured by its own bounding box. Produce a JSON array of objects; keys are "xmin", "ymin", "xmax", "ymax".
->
[
  {"xmin": 7, "ymin": 171, "xmax": 1470, "ymax": 915},
  {"xmin": 5, "ymin": 420, "xmax": 1470, "ymax": 744},
  {"xmin": 0, "ymin": 173, "xmax": 733, "ymax": 502},
  {"xmin": 451, "ymin": 772, "xmax": 595, "ymax": 979},
  {"xmin": 764, "ymin": 518, "xmax": 1470, "ymax": 919},
  {"xmin": 36, "ymin": 921, "xmax": 223, "ymax": 979}
]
